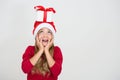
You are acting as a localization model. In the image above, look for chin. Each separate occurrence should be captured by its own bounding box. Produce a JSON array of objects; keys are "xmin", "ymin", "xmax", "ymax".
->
[
  {"xmin": 43, "ymin": 45, "xmax": 46, "ymax": 47},
  {"xmin": 42, "ymin": 43, "xmax": 47, "ymax": 47}
]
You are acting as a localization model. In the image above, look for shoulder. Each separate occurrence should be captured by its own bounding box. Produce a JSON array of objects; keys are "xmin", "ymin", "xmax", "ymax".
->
[
  {"xmin": 22, "ymin": 45, "xmax": 35, "ymax": 59},
  {"xmin": 54, "ymin": 46, "xmax": 62, "ymax": 52},
  {"xmin": 26, "ymin": 45, "xmax": 35, "ymax": 50},
  {"xmin": 24, "ymin": 45, "xmax": 35, "ymax": 54},
  {"xmin": 53, "ymin": 46, "xmax": 63, "ymax": 57}
]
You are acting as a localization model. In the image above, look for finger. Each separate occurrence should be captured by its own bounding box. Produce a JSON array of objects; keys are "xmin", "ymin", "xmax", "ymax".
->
[
  {"xmin": 50, "ymin": 39, "xmax": 54, "ymax": 44},
  {"xmin": 40, "ymin": 38, "xmax": 42, "ymax": 43},
  {"xmin": 36, "ymin": 36, "xmax": 39, "ymax": 44},
  {"xmin": 49, "ymin": 39, "xmax": 54, "ymax": 46}
]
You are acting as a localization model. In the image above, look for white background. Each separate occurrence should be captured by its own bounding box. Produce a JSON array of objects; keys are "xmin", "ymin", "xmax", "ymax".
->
[{"xmin": 0, "ymin": 0, "xmax": 120, "ymax": 80}]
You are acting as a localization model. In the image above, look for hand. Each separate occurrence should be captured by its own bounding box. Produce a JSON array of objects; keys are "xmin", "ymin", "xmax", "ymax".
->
[{"xmin": 36, "ymin": 35, "xmax": 44, "ymax": 52}]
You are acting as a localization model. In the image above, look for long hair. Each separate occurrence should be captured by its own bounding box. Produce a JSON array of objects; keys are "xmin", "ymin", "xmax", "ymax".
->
[{"xmin": 31, "ymin": 41, "xmax": 54, "ymax": 76}]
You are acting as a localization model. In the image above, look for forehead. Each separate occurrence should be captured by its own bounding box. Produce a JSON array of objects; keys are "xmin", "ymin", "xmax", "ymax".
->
[
  {"xmin": 39, "ymin": 27, "xmax": 51, "ymax": 31},
  {"xmin": 37, "ymin": 27, "xmax": 54, "ymax": 36}
]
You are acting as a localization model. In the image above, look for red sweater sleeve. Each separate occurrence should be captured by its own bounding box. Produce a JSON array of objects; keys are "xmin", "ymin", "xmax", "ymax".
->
[
  {"xmin": 21, "ymin": 46, "xmax": 34, "ymax": 73},
  {"xmin": 50, "ymin": 46, "xmax": 63, "ymax": 77}
]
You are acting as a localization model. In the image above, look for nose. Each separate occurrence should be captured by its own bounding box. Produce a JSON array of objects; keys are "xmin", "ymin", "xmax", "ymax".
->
[{"xmin": 42, "ymin": 33, "xmax": 48, "ymax": 37}]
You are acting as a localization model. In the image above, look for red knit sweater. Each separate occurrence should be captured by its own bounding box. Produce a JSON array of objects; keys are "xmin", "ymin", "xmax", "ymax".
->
[{"xmin": 21, "ymin": 46, "xmax": 63, "ymax": 80}]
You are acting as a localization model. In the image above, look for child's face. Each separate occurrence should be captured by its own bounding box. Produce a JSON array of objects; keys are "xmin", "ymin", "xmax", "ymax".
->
[{"xmin": 37, "ymin": 27, "xmax": 53, "ymax": 47}]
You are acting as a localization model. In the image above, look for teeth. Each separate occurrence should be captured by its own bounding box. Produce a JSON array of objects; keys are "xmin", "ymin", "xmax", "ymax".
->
[{"xmin": 42, "ymin": 39, "xmax": 48, "ymax": 42}]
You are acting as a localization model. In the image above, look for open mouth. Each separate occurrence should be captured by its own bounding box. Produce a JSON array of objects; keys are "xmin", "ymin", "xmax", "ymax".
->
[
  {"xmin": 42, "ymin": 39, "xmax": 49, "ymax": 43},
  {"xmin": 42, "ymin": 39, "xmax": 49, "ymax": 46}
]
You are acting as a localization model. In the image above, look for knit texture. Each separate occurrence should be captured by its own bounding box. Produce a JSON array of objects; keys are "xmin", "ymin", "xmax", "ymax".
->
[{"xmin": 21, "ymin": 46, "xmax": 63, "ymax": 80}]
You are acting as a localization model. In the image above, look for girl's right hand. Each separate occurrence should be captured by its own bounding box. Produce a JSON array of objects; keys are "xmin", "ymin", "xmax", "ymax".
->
[{"xmin": 36, "ymin": 35, "xmax": 44, "ymax": 52}]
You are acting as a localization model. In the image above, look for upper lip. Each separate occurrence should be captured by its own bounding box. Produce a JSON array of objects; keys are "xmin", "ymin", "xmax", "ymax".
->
[{"xmin": 42, "ymin": 39, "xmax": 48, "ymax": 42}]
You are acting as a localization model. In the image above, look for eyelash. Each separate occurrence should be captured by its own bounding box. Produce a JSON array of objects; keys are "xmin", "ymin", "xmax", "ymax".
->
[
  {"xmin": 48, "ymin": 31, "xmax": 52, "ymax": 34},
  {"xmin": 38, "ymin": 30, "xmax": 52, "ymax": 34},
  {"xmin": 39, "ymin": 31, "xmax": 43, "ymax": 33}
]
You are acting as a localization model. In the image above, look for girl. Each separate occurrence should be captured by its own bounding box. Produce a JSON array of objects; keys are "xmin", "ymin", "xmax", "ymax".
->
[{"xmin": 21, "ymin": 5, "xmax": 63, "ymax": 80}]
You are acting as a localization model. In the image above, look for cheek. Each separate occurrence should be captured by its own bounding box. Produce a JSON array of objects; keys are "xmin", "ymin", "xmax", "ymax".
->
[
  {"xmin": 49, "ymin": 35, "xmax": 53, "ymax": 40},
  {"xmin": 38, "ymin": 34, "xmax": 42, "ymax": 39}
]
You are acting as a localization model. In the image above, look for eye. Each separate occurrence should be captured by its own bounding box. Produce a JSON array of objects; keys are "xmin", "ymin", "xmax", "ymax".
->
[
  {"xmin": 39, "ymin": 30, "xmax": 43, "ymax": 33},
  {"xmin": 48, "ymin": 30, "xmax": 52, "ymax": 34}
]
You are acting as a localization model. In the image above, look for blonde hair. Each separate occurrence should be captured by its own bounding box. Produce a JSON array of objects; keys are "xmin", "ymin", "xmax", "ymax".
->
[{"xmin": 31, "ymin": 42, "xmax": 54, "ymax": 76}]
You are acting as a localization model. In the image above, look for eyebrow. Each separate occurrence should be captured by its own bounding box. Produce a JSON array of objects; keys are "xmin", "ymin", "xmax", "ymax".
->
[{"xmin": 39, "ymin": 28, "xmax": 52, "ymax": 33}]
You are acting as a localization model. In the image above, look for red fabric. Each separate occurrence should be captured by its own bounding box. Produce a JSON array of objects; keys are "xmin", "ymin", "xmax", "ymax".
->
[
  {"xmin": 34, "ymin": 6, "xmax": 56, "ymax": 13},
  {"xmin": 21, "ymin": 46, "xmax": 63, "ymax": 80},
  {"xmin": 32, "ymin": 21, "xmax": 56, "ymax": 35},
  {"xmin": 32, "ymin": 5, "xmax": 56, "ymax": 35},
  {"xmin": 34, "ymin": 5, "xmax": 56, "ymax": 23}
]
